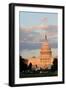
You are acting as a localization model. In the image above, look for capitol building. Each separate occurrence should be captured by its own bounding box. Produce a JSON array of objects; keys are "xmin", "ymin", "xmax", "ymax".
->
[{"xmin": 28, "ymin": 35, "xmax": 53, "ymax": 69}]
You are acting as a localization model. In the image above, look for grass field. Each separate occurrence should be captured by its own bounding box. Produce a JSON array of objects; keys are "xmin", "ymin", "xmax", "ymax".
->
[{"xmin": 20, "ymin": 70, "xmax": 58, "ymax": 78}]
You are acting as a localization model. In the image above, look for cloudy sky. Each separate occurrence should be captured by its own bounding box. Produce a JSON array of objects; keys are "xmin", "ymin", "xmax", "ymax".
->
[{"xmin": 19, "ymin": 11, "xmax": 58, "ymax": 58}]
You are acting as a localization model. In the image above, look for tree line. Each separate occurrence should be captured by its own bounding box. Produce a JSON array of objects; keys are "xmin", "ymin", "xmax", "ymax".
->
[
  {"xmin": 20, "ymin": 56, "xmax": 58, "ymax": 72},
  {"xmin": 20, "ymin": 56, "xmax": 32, "ymax": 72}
]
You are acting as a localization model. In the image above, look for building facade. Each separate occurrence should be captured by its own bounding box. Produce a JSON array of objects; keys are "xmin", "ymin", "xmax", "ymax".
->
[
  {"xmin": 40, "ymin": 35, "xmax": 52, "ymax": 69},
  {"xmin": 28, "ymin": 35, "xmax": 53, "ymax": 69}
]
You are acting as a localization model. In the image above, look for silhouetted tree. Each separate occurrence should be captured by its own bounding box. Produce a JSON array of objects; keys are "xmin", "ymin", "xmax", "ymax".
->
[
  {"xmin": 51, "ymin": 58, "xmax": 58, "ymax": 71},
  {"xmin": 28, "ymin": 63, "xmax": 32, "ymax": 70},
  {"xmin": 36, "ymin": 65, "xmax": 37, "ymax": 68},
  {"xmin": 20, "ymin": 56, "xmax": 28, "ymax": 72}
]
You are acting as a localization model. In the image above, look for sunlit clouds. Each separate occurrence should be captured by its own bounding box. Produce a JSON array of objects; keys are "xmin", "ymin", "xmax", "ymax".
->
[{"xmin": 19, "ymin": 11, "xmax": 58, "ymax": 58}]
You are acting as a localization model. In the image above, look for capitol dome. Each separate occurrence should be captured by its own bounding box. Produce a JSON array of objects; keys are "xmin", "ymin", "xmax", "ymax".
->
[{"xmin": 40, "ymin": 35, "xmax": 52, "ymax": 69}]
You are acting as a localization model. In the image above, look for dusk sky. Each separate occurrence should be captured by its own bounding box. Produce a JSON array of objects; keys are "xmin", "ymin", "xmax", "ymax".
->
[{"xmin": 19, "ymin": 11, "xmax": 58, "ymax": 58}]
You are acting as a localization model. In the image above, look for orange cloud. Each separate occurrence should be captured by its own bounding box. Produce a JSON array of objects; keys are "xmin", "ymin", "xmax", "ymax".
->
[{"xmin": 20, "ymin": 24, "xmax": 48, "ymax": 32}]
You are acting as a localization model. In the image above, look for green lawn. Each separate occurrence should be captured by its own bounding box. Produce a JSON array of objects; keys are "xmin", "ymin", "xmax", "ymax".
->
[{"xmin": 20, "ymin": 70, "xmax": 58, "ymax": 78}]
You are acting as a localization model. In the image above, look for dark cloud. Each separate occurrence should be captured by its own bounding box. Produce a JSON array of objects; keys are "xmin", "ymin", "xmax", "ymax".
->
[
  {"xmin": 19, "ymin": 42, "xmax": 41, "ymax": 52},
  {"xmin": 19, "ymin": 41, "xmax": 57, "ymax": 53},
  {"xmin": 19, "ymin": 25, "xmax": 58, "ymax": 53}
]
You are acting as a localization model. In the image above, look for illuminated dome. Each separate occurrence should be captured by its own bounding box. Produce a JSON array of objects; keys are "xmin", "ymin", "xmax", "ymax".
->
[
  {"xmin": 40, "ymin": 35, "xmax": 52, "ymax": 69},
  {"xmin": 28, "ymin": 35, "xmax": 53, "ymax": 69}
]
